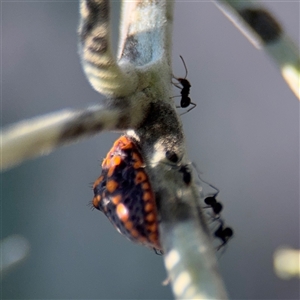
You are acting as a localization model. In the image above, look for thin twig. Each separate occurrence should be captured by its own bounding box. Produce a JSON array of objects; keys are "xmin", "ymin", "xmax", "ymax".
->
[
  {"xmin": 214, "ymin": 0, "xmax": 300, "ymax": 100},
  {"xmin": 1, "ymin": 103, "xmax": 143, "ymax": 171}
]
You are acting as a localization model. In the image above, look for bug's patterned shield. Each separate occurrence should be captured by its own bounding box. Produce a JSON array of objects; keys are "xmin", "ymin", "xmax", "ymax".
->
[{"xmin": 92, "ymin": 135, "xmax": 161, "ymax": 251}]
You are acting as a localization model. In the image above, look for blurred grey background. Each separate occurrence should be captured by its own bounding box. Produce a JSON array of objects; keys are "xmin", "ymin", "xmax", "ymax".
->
[{"xmin": 1, "ymin": 1, "xmax": 299, "ymax": 299}]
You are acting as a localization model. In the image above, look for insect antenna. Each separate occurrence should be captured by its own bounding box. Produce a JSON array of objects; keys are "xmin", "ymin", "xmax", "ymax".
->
[{"xmin": 179, "ymin": 55, "xmax": 188, "ymax": 79}]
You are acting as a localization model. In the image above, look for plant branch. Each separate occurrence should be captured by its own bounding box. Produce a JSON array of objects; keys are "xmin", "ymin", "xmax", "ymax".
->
[
  {"xmin": 1, "ymin": 103, "xmax": 137, "ymax": 171},
  {"xmin": 117, "ymin": 1, "xmax": 229, "ymax": 298},
  {"xmin": 79, "ymin": 0, "xmax": 138, "ymax": 96},
  {"xmin": 215, "ymin": 0, "xmax": 300, "ymax": 100}
]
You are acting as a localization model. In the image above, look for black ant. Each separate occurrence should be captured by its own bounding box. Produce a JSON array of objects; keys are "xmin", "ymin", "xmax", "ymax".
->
[
  {"xmin": 179, "ymin": 164, "xmax": 192, "ymax": 185},
  {"xmin": 214, "ymin": 219, "xmax": 234, "ymax": 251},
  {"xmin": 198, "ymin": 175, "xmax": 223, "ymax": 216},
  {"xmin": 165, "ymin": 151, "xmax": 192, "ymax": 185},
  {"xmin": 190, "ymin": 164, "xmax": 233, "ymax": 251},
  {"xmin": 199, "ymin": 177, "xmax": 234, "ymax": 250},
  {"xmin": 189, "ymin": 163, "xmax": 223, "ymax": 216},
  {"xmin": 172, "ymin": 55, "xmax": 196, "ymax": 115},
  {"xmin": 204, "ymin": 189, "xmax": 223, "ymax": 216}
]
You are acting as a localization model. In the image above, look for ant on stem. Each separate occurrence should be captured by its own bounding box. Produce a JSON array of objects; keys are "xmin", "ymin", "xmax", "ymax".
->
[
  {"xmin": 172, "ymin": 55, "xmax": 196, "ymax": 115},
  {"xmin": 214, "ymin": 219, "xmax": 234, "ymax": 251},
  {"xmin": 184, "ymin": 163, "xmax": 234, "ymax": 251},
  {"xmin": 199, "ymin": 175, "xmax": 223, "ymax": 217},
  {"xmin": 198, "ymin": 175, "xmax": 234, "ymax": 250},
  {"xmin": 165, "ymin": 151, "xmax": 192, "ymax": 185},
  {"xmin": 178, "ymin": 164, "xmax": 192, "ymax": 185}
]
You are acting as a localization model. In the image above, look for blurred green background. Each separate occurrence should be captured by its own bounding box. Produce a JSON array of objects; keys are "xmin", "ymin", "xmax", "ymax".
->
[{"xmin": 2, "ymin": 1, "xmax": 299, "ymax": 299}]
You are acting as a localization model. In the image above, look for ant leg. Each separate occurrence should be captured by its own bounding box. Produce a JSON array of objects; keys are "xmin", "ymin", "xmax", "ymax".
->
[
  {"xmin": 204, "ymin": 210, "xmax": 221, "ymax": 223},
  {"xmin": 171, "ymin": 79, "xmax": 182, "ymax": 89},
  {"xmin": 216, "ymin": 242, "xmax": 227, "ymax": 254},
  {"xmin": 179, "ymin": 102, "xmax": 197, "ymax": 116},
  {"xmin": 185, "ymin": 102, "xmax": 197, "ymax": 113}
]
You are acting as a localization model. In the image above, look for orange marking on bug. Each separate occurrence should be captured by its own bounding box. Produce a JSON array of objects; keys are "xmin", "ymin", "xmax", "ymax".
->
[
  {"xmin": 112, "ymin": 155, "xmax": 122, "ymax": 166},
  {"xmin": 102, "ymin": 157, "xmax": 111, "ymax": 168},
  {"xmin": 113, "ymin": 136, "xmax": 125, "ymax": 147},
  {"xmin": 123, "ymin": 142, "xmax": 134, "ymax": 150},
  {"xmin": 92, "ymin": 195, "xmax": 101, "ymax": 208},
  {"xmin": 135, "ymin": 171, "xmax": 147, "ymax": 184},
  {"xmin": 124, "ymin": 221, "xmax": 134, "ymax": 230},
  {"xmin": 106, "ymin": 180, "xmax": 118, "ymax": 193},
  {"xmin": 111, "ymin": 194, "xmax": 122, "ymax": 205},
  {"xmin": 116, "ymin": 203, "xmax": 129, "ymax": 222},
  {"xmin": 145, "ymin": 213, "xmax": 155, "ymax": 223},
  {"xmin": 147, "ymin": 223, "xmax": 158, "ymax": 233},
  {"xmin": 107, "ymin": 165, "xmax": 116, "ymax": 177},
  {"xmin": 149, "ymin": 233, "xmax": 158, "ymax": 243},
  {"xmin": 143, "ymin": 192, "xmax": 152, "ymax": 201},
  {"xmin": 142, "ymin": 182, "xmax": 150, "ymax": 190},
  {"xmin": 130, "ymin": 229, "xmax": 139, "ymax": 238},
  {"xmin": 118, "ymin": 136, "xmax": 133, "ymax": 149},
  {"xmin": 144, "ymin": 202, "xmax": 154, "ymax": 212}
]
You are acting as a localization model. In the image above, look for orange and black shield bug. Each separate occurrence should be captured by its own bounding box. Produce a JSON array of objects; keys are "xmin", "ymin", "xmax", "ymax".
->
[{"xmin": 92, "ymin": 135, "xmax": 161, "ymax": 252}]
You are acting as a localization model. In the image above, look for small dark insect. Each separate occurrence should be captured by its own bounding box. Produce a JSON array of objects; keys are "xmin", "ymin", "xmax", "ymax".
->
[
  {"xmin": 179, "ymin": 164, "xmax": 192, "ymax": 185},
  {"xmin": 172, "ymin": 55, "xmax": 196, "ymax": 115},
  {"xmin": 204, "ymin": 190, "xmax": 223, "ymax": 216},
  {"xmin": 214, "ymin": 220, "xmax": 234, "ymax": 251},
  {"xmin": 200, "ymin": 176, "xmax": 223, "ymax": 216}
]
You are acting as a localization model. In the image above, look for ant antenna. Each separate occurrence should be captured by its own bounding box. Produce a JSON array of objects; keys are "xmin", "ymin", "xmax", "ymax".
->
[
  {"xmin": 197, "ymin": 174, "xmax": 220, "ymax": 197},
  {"xmin": 179, "ymin": 55, "xmax": 188, "ymax": 79}
]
